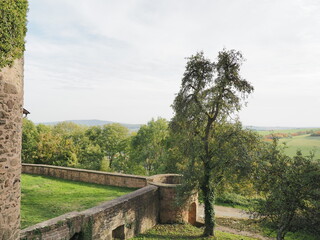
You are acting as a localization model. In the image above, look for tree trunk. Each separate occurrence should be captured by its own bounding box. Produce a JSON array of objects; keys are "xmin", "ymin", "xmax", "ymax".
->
[
  {"xmin": 276, "ymin": 215, "xmax": 292, "ymax": 240},
  {"xmin": 201, "ymin": 166, "xmax": 215, "ymax": 237},
  {"xmin": 276, "ymin": 228, "xmax": 285, "ymax": 240}
]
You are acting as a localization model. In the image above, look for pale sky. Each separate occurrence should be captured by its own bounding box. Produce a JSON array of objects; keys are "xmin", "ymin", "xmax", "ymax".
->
[{"xmin": 24, "ymin": 0, "xmax": 320, "ymax": 127}]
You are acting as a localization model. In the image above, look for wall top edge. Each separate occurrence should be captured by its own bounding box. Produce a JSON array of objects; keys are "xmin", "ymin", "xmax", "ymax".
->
[{"xmin": 22, "ymin": 163, "xmax": 148, "ymax": 180}]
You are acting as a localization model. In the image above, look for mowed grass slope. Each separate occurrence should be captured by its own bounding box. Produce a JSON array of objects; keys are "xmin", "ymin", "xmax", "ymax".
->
[{"xmin": 21, "ymin": 174, "xmax": 134, "ymax": 229}]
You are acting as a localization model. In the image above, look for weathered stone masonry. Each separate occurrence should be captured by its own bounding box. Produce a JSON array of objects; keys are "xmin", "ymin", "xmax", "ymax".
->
[{"xmin": 0, "ymin": 59, "xmax": 24, "ymax": 240}]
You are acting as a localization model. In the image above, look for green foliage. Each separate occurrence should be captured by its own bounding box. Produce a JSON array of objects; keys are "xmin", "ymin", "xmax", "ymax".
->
[
  {"xmin": 171, "ymin": 49, "xmax": 259, "ymax": 236},
  {"xmin": 0, "ymin": 0, "xmax": 28, "ymax": 68},
  {"xmin": 81, "ymin": 217, "xmax": 93, "ymax": 240},
  {"xmin": 86, "ymin": 123, "xmax": 131, "ymax": 169},
  {"xmin": 22, "ymin": 119, "xmax": 39, "ymax": 163},
  {"xmin": 21, "ymin": 174, "xmax": 134, "ymax": 228},
  {"xmin": 253, "ymin": 139, "xmax": 320, "ymax": 240},
  {"xmin": 131, "ymin": 118, "xmax": 169, "ymax": 175},
  {"xmin": 22, "ymin": 120, "xmax": 105, "ymax": 170}
]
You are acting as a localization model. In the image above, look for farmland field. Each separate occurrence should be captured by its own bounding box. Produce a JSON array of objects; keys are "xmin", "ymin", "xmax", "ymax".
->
[
  {"xmin": 279, "ymin": 135, "xmax": 320, "ymax": 158},
  {"xmin": 21, "ymin": 174, "xmax": 134, "ymax": 229},
  {"xmin": 257, "ymin": 128, "xmax": 320, "ymax": 159},
  {"xmin": 257, "ymin": 128, "xmax": 320, "ymax": 136}
]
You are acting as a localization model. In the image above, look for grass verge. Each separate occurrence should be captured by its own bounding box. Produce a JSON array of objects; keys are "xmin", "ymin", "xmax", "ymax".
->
[
  {"xmin": 21, "ymin": 173, "xmax": 134, "ymax": 229},
  {"xmin": 132, "ymin": 224, "xmax": 258, "ymax": 240}
]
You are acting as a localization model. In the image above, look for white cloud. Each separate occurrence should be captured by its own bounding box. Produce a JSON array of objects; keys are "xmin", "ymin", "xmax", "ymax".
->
[{"xmin": 24, "ymin": 0, "xmax": 320, "ymax": 126}]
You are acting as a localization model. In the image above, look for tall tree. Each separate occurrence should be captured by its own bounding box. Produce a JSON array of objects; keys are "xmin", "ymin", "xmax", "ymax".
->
[{"xmin": 170, "ymin": 50, "xmax": 257, "ymax": 236}]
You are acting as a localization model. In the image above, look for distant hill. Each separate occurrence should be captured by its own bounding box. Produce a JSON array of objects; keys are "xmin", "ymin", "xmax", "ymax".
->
[
  {"xmin": 38, "ymin": 119, "xmax": 142, "ymax": 131},
  {"xmin": 37, "ymin": 121, "xmax": 319, "ymax": 133}
]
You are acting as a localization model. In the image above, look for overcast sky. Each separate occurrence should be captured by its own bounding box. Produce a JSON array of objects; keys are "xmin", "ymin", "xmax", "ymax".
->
[{"xmin": 24, "ymin": 0, "xmax": 320, "ymax": 127}]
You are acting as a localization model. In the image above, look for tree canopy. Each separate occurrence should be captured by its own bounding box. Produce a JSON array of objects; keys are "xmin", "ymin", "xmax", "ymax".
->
[{"xmin": 171, "ymin": 49, "xmax": 259, "ymax": 236}]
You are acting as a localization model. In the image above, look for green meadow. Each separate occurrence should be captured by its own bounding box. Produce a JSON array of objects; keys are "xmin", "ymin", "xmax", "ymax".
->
[
  {"xmin": 279, "ymin": 134, "xmax": 320, "ymax": 158},
  {"xmin": 21, "ymin": 174, "xmax": 134, "ymax": 229},
  {"xmin": 257, "ymin": 128, "xmax": 320, "ymax": 136},
  {"xmin": 257, "ymin": 128, "xmax": 320, "ymax": 159}
]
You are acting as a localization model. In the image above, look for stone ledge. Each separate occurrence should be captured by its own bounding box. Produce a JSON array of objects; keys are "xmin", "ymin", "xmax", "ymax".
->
[
  {"xmin": 22, "ymin": 163, "xmax": 148, "ymax": 188},
  {"xmin": 22, "ymin": 163, "xmax": 147, "ymax": 180}
]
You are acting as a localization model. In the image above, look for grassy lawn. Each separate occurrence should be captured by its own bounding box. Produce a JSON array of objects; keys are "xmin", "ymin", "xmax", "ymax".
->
[
  {"xmin": 21, "ymin": 174, "xmax": 135, "ymax": 229},
  {"xmin": 132, "ymin": 224, "xmax": 258, "ymax": 240}
]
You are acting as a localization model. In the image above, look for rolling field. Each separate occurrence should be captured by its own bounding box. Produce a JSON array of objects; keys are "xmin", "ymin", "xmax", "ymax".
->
[
  {"xmin": 257, "ymin": 128, "xmax": 320, "ymax": 159},
  {"xmin": 257, "ymin": 128, "xmax": 320, "ymax": 136},
  {"xmin": 279, "ymin": 135, "xmax": 320, "ymax": 158},
  {"xmin": 21, "ymin": 174, "xmax": 134, "ymax": 229}
]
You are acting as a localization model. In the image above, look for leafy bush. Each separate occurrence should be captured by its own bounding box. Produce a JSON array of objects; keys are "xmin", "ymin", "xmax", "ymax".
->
[{"xmin": 0, "ymin": 0, "xmax": 28, "ymax": 68}]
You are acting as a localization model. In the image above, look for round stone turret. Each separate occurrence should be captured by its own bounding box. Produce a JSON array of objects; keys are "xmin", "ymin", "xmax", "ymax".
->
[{"xmin": 148, "ymin": 174, "xmax": 198, "ymax": 225}]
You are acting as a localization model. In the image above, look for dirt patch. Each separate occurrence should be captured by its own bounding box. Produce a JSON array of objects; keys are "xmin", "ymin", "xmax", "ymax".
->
[{"xmin": 198, "ymin": 204, "xmax": 251, "ymax": 219}]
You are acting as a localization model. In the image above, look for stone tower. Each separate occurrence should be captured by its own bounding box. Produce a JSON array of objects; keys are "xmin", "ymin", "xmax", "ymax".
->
[{"xmin": 0, "ymin": 58, "xmax": 24, "ymax": 240}]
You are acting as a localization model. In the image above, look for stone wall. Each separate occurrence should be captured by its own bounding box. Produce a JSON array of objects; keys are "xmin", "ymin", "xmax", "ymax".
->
[
  {"xmin": 20, "ymin": 166, "xmax": 199, "ymax": 239},
  {"xmin": 0, "ymin": 59, "xmax": 24, "ymax": 240},
  {"xmin": 20, "ymin": 185, "xmax": 159, "ymax": 240},
  {"xmin": 22, "ymin": 164, "xmax": 148, "ymax": 188}
]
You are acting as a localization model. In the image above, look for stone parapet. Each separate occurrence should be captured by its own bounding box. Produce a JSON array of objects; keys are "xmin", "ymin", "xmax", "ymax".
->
[
  {"xmin": 20, "ymin": 185, "xmax": 159, "ymax": 240},
  {"xmin": 22, "ymin": 163, "xmax": 148, "ymax": 188}
]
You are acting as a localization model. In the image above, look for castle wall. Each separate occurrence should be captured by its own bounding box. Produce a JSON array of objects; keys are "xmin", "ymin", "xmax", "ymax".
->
[
  {"xmin": 0, "ymin": 59, "xmax": 24, "ymax": 240},
  {"xmin": 22, "ymin": 164, "xmax": 148, "ymax": 188},
  {"xmin": 20, "ymin": 185, "xmax": 159, "ymax": 240}
]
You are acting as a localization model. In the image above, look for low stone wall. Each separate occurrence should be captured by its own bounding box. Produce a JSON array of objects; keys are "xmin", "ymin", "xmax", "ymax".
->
[
  {"xmin": 20, "ymin": 185, "xmax": 159, "ymax": 240},
  {"xmin": 20, "ymin": 166, "xmax": 199, "ymax": 239},
  {"xmin": 22, "ymin": 164, "xmax": 148, "ymax": 188}
]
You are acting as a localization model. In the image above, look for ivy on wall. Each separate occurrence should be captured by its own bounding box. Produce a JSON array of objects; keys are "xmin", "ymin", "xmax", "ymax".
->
[{"xmin": 0, "ymin": 0, "xmax": 28, "ymax": 69}]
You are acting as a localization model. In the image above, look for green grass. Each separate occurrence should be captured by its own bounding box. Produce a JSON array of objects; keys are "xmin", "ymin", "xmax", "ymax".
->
[
  {"xmin": 21, "ymin": 174, "xmax": 135, "ymax": 229},
  {"xmin": 132, "ymin": 224, "xmax": 258, "ymax": 240}
]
